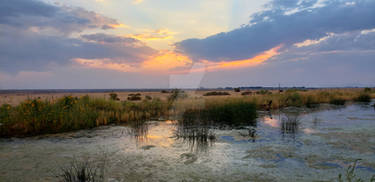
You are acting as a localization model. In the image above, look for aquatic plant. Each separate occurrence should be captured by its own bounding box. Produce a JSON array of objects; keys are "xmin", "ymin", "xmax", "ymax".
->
[
  {"xmin": 0, "ymin": 96, "xmax": 168, "ymax": 137},
  {"xmin": 330, "ymin": 98, "xmax": 346, "ymax": 105},
  {"xmin": 281, "ymin": 113, "xmax": 300, "ymax": 138},
  {"xmin": 337, "ymin": 159, "xmax": 375, "ymax": 182},
  {"xmin": 182, "ymin": 101, "xmax": 257, "ymax": 126},
  {"xmin": 203, "ymin": 91, "xmax": 230, "ymax": 96},
  {"xmin": 56, "ymin": 158, "xmax": 105, "ymax": 182},
  {"xmin": 354, "ymin": 93, "xmax": 371, "ymax": 103}
]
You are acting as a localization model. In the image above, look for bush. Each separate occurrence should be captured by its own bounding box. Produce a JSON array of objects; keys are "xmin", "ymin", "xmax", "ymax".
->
[
  {"xmin": 161, "ymin": 90, "xmax": 169, "ymax": 93},
  {"xmin": 127, "ymin": 93, "xmax": 142, "ymax": 101},
  {"xmin": 203, "ymin": 91, "xmax": 230, "ymax": 96},
  {"xmin": 109, "ymin": 92, "xmax": 119, "ymax": 101},
  {"xmin": 354, "ymin": 93, "xmax": 371, "ymax": 102},
  {"xmin": 234, "ymin": 87, "xmax": 241, "ymax": 92},
  {"xmin": 145, "ymin": 95, "xmax": 152, "ymax": 100}
]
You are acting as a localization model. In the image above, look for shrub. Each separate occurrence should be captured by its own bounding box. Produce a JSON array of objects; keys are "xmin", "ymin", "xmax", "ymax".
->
[
  {"xmin": 354, "ymin": 93, "xmax": 371, "ymax": 102},
  {"xmin": 145, "ymin": 95, "xmax": 152, "ymax": 100},
  {"xmin": 161, "ymin": 90, "xmax": 169, "ymax": 93},
  {"xmin": 109, "ymin": 92, "xmax": 119, "ymax": 101},
  {"xmin": 234, "ymin": 87, "xmax": 241, "ymax": 92},
  {"xmin": 127, "ymin": 93, "xmax": 142, "ymax": 101},
  {"xmin": 203, "ymin": 91, "xmax": 230, "ymax": 96}
]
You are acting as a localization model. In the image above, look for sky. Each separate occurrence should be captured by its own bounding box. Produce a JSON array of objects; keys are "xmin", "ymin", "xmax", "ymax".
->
[{"xmin": 0, "ymin": 0, "xmax": 374, "ymax": 89}]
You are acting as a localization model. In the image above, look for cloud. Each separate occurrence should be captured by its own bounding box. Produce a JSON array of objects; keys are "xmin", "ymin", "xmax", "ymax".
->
[
  {"xmin": 175, "ymin": 0, "xmax": 375, "ymax": 61},
  {"xmin": 81, "ymin": 33, "xmax": 140, "ymax": 45},
  {"xmin": 128, "ymin": 28, "xmax": 176, "ymax": 41},
  {"xmin": 132, "ymin": 0, "xmax": 144, "ymax": 5},
  {"xmin": 0, "ymin": 0, "xmax": 156, "ymax": 73},
  {"xmin": 0, "ymin": 0, "xmax": 123, "ymax": 34}
]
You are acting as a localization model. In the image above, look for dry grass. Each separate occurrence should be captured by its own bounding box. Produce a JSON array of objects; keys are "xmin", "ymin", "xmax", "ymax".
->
[{"xmin": 0, "ymin": 88, "xmax": 374, "ymax": 137}]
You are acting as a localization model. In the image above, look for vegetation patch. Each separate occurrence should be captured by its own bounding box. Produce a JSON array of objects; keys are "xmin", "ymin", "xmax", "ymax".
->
[
  {"xmin": 203, "ymin": 91, "xmax": 230, "ymax": 96},
  {"xmin": 182, "ymin": 101, "xmax": 257, "ymax": 126},
  {"xmin": 354, "ymin": 93, "xmax": 371, "ymax": 102},
  {"xmin": 0, "ymin": 96, "xmax": 168, "ymax": 137},
  {"xmin": 241, "ymin": 91, "xmax": 252, "ymax": 96},
  {"xmin": 109, "ymin": 92, "xmax": 119, "ymax": 101},
  {"xmin": 329, "ymin": 98, "xmax": 346, "ymax": 105},
  {"xmin": 127, "ymin": 93, "xmax": 142, "ymax": 101}
]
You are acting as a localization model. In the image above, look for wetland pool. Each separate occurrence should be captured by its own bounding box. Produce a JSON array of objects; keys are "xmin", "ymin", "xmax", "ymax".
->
[{"xmin": 1, "ymin": 102, "xmax": 375, "ymax": 181}]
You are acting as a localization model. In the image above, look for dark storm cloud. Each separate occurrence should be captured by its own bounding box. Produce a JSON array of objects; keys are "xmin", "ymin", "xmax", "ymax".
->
[{"xmin": 175, "ymin": 0, "xmax": 375, "ymax": 61}]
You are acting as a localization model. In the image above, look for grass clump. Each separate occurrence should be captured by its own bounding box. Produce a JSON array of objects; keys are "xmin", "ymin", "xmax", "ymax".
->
[
  {"xmin": 203, "ymin": 91, "xmax": 230, "ymax": 96},
  {"xmin": 168, "ymin": 89, "xmax": 187, "ymax": 102},
  {"xmin": 337, "ymin": 159, "xmax": 375, "ymax": 182},
  {"xmin": 364, "ymin": 87, "xmax": 372, "ymax": 93},
  {"xmin": 182, "ymin": 101, "xmax": 257, "ymax": 126},
  {"xmin": 56, "ymin": 158, "xmax": 105, "ymax": 182},
  {"xmin": 330, "ymin": 98, "xmax": 346, "ymax": 105},
  {"xmin": 256, "ymin": 90, "xmax": 272, "ymax": 95},
  {"xmin": 241, "ymin": 91, "xmax": 252, "ymax": 96},
  {"xmin": 354, "ymin": 93, "xmax": 371, "ymax": 103},
  {"xmin": 0, "ymin": 96, "xmax": 168, "ymax": 137}
]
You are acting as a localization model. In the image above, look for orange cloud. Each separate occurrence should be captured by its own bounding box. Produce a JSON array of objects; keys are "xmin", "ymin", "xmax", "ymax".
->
[
  {"xmin": 181, "ymin": 45, "xmax": 282, "ymax": 73},
  {"xmin": 142, "ymin": 51, "xmax": 192, "ymax": 71},
  {"xmin": 73, "ymin": 58, "xmax": 136, "ymax": 72},
  {"xmin": 73, "ymin": 45, "xmax": 281, "ymax": 74},
  {"xmin": 128, "ymin": 29, "xmax": 175, "ymax": 41},
  {"xmin": 107, "ymin": 23, "xmax": 130, "ymax": 29},
  {"xmin": 73, "ymin": 51, "xmax": 192, "ymax": 73}
]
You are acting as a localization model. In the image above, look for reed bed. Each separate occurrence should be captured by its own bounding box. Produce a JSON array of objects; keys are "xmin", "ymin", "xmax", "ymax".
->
[
  {"xmin": 0, "ymin": 88, "xmax": 373, "ymax": 137},
  {"xmin": 0, "ymin": 96, "xmax": 168, "ymax": 137}
]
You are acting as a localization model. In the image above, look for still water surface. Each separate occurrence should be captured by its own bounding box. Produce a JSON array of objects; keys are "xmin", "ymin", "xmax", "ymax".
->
[{"xmin": 1, "ymin": 102, "xmax": 375, "ymax": 181}]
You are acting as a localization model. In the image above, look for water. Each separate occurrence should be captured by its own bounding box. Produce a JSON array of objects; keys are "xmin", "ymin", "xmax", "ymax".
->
[{"xmin": 1, "ymin": 102, "xmax": 375, "ymax": 181}]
